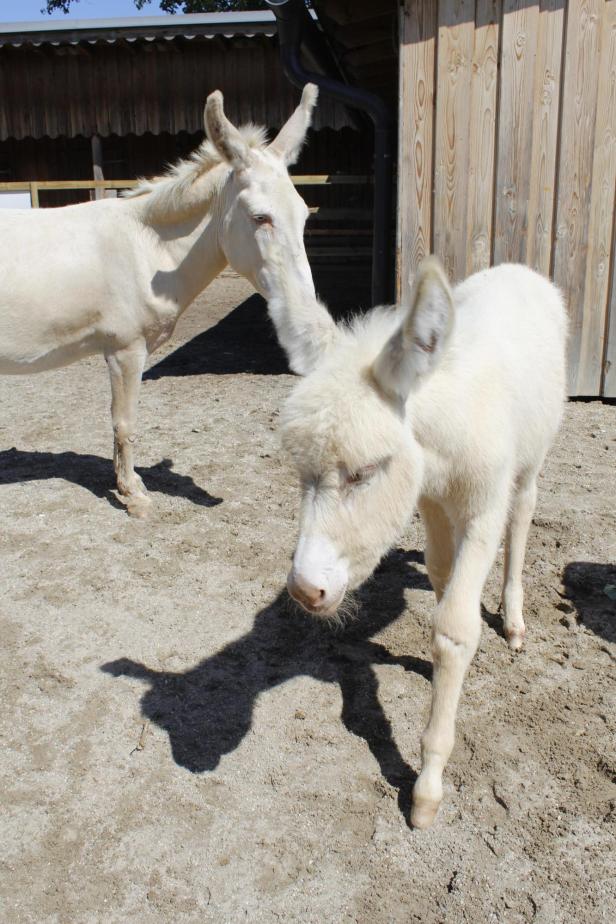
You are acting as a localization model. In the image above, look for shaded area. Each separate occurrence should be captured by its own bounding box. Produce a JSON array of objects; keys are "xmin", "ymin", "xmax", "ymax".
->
[
  {"xmin": 144, "ymin": 265, "xmax": 371, "ymax": 380},
  {"xmin": 562, "ymin": 561, "xmax": 616, "ymax": 644},
  {"xmin": 102, "ymin": 546, "xmax": 432, "ymax": 822},
  {"xmin": 481, "ymin": 604, "xmax": 507, "ymax": 641},
  {"xmin": 0, "ymin": 448, "xmax": 222, "ymax": 510},
  {"xmin": 144, "ymin": 294, "xmax": 289, "ymax": 379}
]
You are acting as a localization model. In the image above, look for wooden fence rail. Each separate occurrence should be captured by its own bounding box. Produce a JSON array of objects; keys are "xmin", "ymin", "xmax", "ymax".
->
[
  {"xmin": 0, "ymin": 176, "xmax": 373, "ymax": 261},
  {"xmin": 0, "ymin": 175, "xmax": 371, "ymax": 199}
]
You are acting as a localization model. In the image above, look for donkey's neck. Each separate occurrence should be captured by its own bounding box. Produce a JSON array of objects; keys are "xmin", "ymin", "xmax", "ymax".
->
[
  {"xmin": 132, "ymin": 161, "xmax": 230, "ymax": 312},
  {"xmin": 147, "ymin": 209, "xmax": 227, "ymax": 311},
  {"xmin": 263, "ymin": 252, "xmax": 336, "ymax": 376}
]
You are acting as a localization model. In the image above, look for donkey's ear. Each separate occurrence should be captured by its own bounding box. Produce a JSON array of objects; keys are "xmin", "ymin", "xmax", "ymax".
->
[
  {"xmin": 268, "ymin": 83, "xmax": 318, "ymax": 166},
  {"xmin": 204, "ymin": 90, "xmax": 251, "ymax": 169},
  {"xmin": 372, "ymin": 257, "xmax": 454, "ymax": 405}
]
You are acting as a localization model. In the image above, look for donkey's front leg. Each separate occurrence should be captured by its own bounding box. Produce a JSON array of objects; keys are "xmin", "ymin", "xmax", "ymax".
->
[
  {"xmin": 501, "ymin": 472, "xmax": 539, "ymax": 650},
  {"xmin": 411, "ymin": 507, "xmax": 505, "ymax": 829},
  {"xmin": 106, "ymin": 341, "xmax": 150, "ymax": 518}
]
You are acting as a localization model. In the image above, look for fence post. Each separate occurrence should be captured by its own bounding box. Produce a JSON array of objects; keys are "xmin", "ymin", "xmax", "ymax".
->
[{"xmin": 91, "ymin": 135, "xmax": 105, "ymax": 201}]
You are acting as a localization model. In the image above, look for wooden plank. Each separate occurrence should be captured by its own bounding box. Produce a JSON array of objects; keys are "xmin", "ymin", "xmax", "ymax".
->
[
  {"xmin": 306, "ymin": 247, "xmax": 372, "ymax": 258},
  {"xmin": 305, "ymin": 229, "xmax": 372, "ymax": 237},
  {"xmin": 0, "ymin": 180, "xmax": 138, "ymax": 191},
  {"xmin": 396, "ymin": 0, "xmax": 436, "ymax": 304},
  {"xmin": 290, "ymin": 175, "xmax": 371, "ymax": 186},
  {"xmin": 526, "ymin": 0, "xmax": 565, "ymax": 275},
  {"xmin": 433, "ymin": 0, "xmax": 475, "ymax": 282},
  {"xmin": 493, "ymin": 0, "xmax": 540, "ymax": 266},
  {"xmin": 603, "ymin": 221, "xmax": 616, "ymax": 396},
  {"xmin": 552, "ymin": 0, "xmax": 603, "ymax": 395},
  {"xmin": 29, "ymin": 182, "xmax": 39, "ymax": 208},
  {"xmin": 0, "ymin": 176, "xmax": 370, "ymax": 192},
  {"xmin": 91, "ymin": 135, "xmax": 104, "ymax": 202},
  {"xmin": 588, "ymin": 0, "xmax": 616, "ymax": 396},
  {"xmin": 466, "ymin": 0, "xmax": 500, "ymax": 274},
  {"xmin": 308, "ymin": 208, "xmax": 372, "ymax": 220}
]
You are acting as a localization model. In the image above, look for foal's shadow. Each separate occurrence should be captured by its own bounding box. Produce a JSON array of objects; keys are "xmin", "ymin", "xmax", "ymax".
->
[
  {"xmin": 0, "ymin": 448, "xmax": 222, "ymax": 510},
  {"xmin": 102, "ymin": 548, "xmax": 432, "ymax": 821},
  {"xmin": 562, "ymin": 561, "xmax": 616, "ymax": 644}
]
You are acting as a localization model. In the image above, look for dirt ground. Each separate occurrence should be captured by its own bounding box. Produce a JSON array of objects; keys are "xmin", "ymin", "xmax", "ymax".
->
[{"xmin": 1, "ymin": 272, "xmax": 615, "ymax": 924}]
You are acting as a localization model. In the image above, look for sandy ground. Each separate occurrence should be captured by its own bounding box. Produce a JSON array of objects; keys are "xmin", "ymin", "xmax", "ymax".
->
[{"xmin": 1, "ymin": 273, "xmax": 615, "ymax": 924}]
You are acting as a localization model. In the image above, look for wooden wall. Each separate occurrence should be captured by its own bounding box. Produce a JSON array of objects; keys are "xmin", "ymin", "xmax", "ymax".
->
[
  {"xmin": 0, "ymin": 35, "xmax": 353, "ymax": 142},
  {"xmin": 397, "ymin": 0, "xmax": 616, "ymax": 397},
  {"xmin": 0, "ymin": 127, "xmax": 372, "ymax": 211}
]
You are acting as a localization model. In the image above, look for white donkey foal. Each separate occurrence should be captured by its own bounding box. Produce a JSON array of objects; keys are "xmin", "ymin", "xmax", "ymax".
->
[
  {"xmin": 277, "ymin": 257, "xmax": 567, "ymax": 828},
  {"xmin": 0, "ymin": 85, "xmax": 318, "ymax": 516}
]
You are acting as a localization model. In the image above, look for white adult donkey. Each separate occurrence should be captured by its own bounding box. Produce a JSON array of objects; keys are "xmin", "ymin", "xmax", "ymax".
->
[
  {"xmin": 275, "ymin": 257, "xmax": 567, "ymax": 828},
  {"xmin": 0, "ymin": 85, "xmax": 318, "ymax": 516}
]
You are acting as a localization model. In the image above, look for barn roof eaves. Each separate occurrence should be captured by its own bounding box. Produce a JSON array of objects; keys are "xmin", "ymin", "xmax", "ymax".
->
[{"xmin": 0, "ymin": 11, "xmax": 278, "ymax": 48}]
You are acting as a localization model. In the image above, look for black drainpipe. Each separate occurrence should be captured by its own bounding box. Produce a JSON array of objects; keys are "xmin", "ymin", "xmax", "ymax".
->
[{"xmin": 265, "ymin": 0, "xmax": 393, "ymax": 306}]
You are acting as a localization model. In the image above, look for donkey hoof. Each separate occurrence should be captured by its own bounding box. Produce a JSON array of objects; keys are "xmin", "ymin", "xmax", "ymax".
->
[
  {"xmin": 410, "ymin": 796, "xmax": 440, "ymax": 830},
  {"xmin": 505, "ymin": 627, "xmax": 525, "ymax": 651},
  {"xmin": 127, "ymin": 494, "xmax": 152, "ymax": 519}
]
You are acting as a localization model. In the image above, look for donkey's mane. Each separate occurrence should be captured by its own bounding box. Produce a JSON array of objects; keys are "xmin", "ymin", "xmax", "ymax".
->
[
  {"xmin": 124, "ymin": 124, "xmax": 269, "ymax": 222},
  {"xmin": 342, "ymin": 304, "xmax": 404, "ymax": 356}
]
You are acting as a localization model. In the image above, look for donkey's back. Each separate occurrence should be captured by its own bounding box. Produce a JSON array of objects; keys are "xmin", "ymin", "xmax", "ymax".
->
[
  {"xmin": 454, "ymin": 263, "xmax": 566, "ymax": 362},
  {"xmin": 429, "ymin": 264, "xmax": 568, "ymax": 474},
  {"xmin": 0, "ymin": 199, "xmax": 144, "ymax": 374}
]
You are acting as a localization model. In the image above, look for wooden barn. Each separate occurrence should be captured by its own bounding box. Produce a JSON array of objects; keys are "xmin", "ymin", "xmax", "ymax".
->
[
  {"xmin": 394, "ymin": 0, "xmax": 616, "ymax": 398},
  {"xmin": 0, "ymin": 11, "xmax": 372, "ymax": 227},
  {"xmin": 272, "ymin": 0, "xmax": 616, "ymax": 398}
]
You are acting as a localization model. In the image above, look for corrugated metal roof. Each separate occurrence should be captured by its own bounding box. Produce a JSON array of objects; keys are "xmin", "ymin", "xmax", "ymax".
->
[
  {"xmin": 0, "ymin": 11, "xmax": 278, "ymax": 48},
  {"xmin": 0, "ymin": 24, "xmax": 354, "ymax": 140}
]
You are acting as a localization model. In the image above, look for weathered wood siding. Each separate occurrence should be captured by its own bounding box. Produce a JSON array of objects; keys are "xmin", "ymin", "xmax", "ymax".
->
[
  {"xmin": 0, "ymin": 35, "xmax": 352, "ymax": 141},
  {"xmin": 397, "ymin": 0, "xmax": 616, "ymax": 397}
]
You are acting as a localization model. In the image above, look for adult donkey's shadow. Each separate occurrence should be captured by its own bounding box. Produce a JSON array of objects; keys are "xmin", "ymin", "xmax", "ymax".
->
[
  {"xmin": 101, "ymin": 549, "xmax": 432, "ymax": 819},
  {"xmin": 0, "ymin": 449, "xmax": 222, "ymax": 510}
]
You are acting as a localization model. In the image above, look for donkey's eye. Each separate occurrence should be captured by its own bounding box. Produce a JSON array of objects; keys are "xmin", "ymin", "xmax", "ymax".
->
[
  {"xmin": 345, "ymin": 464, "xmax": 377, "ymax": 487},
  {"xmin": 253, "ymin": 214, "xmax": 273, "ymax": 226}
]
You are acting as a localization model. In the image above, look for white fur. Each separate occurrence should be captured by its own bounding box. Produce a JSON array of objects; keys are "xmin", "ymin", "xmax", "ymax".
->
[
  {"xmin": 288, "ymin": 534, "xmax": 348, "ymax": 615},
  {"xmin": 280, "ymin": 258, "xmax": 568, "ymax": 828},
  {"xmin": 0, "ymin": 85, "xmax": 318, "ymax": 516}
]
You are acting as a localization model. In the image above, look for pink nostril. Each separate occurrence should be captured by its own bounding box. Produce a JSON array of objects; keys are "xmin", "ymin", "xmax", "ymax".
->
[{"xmin": 288, "ymin": 574, "xmax": 326, "ymax": 610}]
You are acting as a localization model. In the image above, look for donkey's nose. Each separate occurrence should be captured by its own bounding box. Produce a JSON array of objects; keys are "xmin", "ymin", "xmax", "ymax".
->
[{"xmin": 287, "ymin": 572, "xmax": 326, "ymax": 611}]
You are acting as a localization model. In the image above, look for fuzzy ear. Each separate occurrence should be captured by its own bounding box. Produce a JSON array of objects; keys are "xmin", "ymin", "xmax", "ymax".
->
[
  {"xmin": 204, "ymin": 90, "xmax": 251, "ymax": 169},
  {"xmin": 268, "ymin": 83, "xmax": 318, "ymax": 166},
  {"xmin": 372, "ymin": 257, "xmax": 454, "ymax": 405}
]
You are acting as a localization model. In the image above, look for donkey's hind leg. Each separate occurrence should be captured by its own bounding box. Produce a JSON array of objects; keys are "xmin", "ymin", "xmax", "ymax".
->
[
  {"xmin": 106, "ymin": 340, "xmax": 151, "ymax": 518},
  {"xmin": 501, "ymin": 471, "xmax": 538, "ymax": 650}
]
